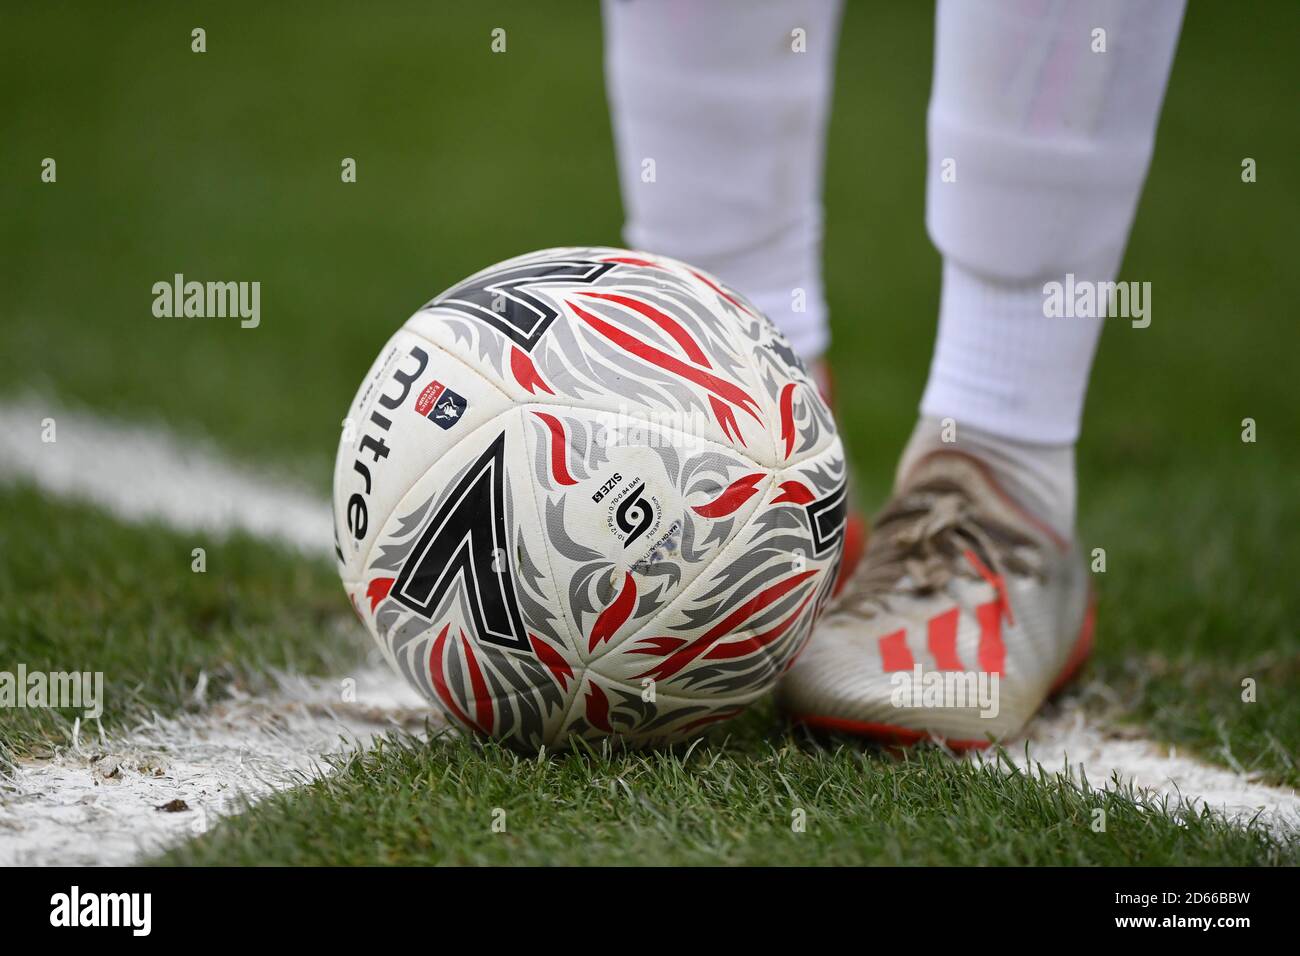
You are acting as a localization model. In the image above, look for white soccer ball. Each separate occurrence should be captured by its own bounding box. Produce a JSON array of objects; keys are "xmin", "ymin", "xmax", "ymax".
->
[{"xmin": 333, "ymin": 247, "xmax": 847, "ymax": 750}]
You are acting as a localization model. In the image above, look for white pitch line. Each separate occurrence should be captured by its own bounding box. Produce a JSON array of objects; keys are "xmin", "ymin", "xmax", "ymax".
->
[
  {"xmin": 0, "ymin": 666, "xmax": 430, "ymax": 867},
  {"xmin": 0, "ymin": 396, "xmax": 331, "ymax": 556},
  {"xmin": 0, "ymin": 397, "xmax": 1295, "ymax": 865},
  {"xmin": 984, "ymin": 694, "xmax": 1300, "ymax": 834}
]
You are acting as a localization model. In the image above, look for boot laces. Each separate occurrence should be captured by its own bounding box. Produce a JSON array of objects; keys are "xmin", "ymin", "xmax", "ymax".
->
[{"xmin": 836, "ymin": 479, "xmax": 1043, "ymax": 621}]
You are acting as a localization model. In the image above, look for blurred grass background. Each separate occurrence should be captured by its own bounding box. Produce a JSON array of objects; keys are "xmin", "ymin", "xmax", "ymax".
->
[{"xmin": 1, "ymin": 2, "xmax": 1296, "ymax": 783}]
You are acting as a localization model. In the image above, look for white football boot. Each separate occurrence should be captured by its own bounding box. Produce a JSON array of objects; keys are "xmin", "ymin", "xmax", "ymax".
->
[{"xmin": 777, "ymin": 450, "xmax": 1094, "ymax": 749}]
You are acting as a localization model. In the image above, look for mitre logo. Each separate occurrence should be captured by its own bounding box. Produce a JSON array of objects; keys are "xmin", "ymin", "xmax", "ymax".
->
[{"xmin": 414, "ymin": 380, "xmax": 468, "ymax": 430}]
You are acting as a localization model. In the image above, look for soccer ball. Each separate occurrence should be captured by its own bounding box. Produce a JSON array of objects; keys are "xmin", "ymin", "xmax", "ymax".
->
[{"xmin": 333, "ymin": 247, "xmax": 847, "ymax": 750}]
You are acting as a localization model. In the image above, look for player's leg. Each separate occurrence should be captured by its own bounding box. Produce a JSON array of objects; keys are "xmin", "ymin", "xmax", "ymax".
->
[
  {"xmin": 603, "ymin": 0, "xmax": 865, "ymax": 590},
  {"xmin": 602, "ymin": 0, "xmax": 844, "ymax": 363},
  {"xmin": 780, "ymin": 0, "xmax": 1187, "ymax": 744},
  {"xmin": 912, "ymin": 0, "xmax": 1186, "ymax": 538}
]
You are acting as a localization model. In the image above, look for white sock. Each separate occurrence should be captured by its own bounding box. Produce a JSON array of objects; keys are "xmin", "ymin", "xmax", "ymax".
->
[
  {"xmin": 920, "ymin": 259, "xmax": 1106, "ymax": 446},
  {"xmin": 602, "ymin": 0, "xmax": 843, "ymax": 362},
  {"xmin": 922, "ymin": 0, "xmax": 1185, "ymax": 447}
]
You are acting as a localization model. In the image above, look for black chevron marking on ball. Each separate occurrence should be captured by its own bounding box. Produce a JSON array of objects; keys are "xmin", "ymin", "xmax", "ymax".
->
[
  {"xmin": 806, "ymin": 479, "xmax": 848, "ymax": 556},
  {"xmin": 425, "ymin": 257, "xmax": 619, "ymax": 352},
  {"xmin": 392, "ymin": 431, "xmax": 529, "ymax": 652}
]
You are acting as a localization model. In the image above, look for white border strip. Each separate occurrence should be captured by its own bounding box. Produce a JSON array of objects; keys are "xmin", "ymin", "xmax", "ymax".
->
[
  {"xmin": 0, "ymin": 397, "xmax": 331, "ymax": 556},
  {"xmin": 983, "ymin": 696, "xmax": 1300, "ymax": 833},
  {"xmin": 0, "ymin": 667, "xmax": 428, "ymax": 866}
]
